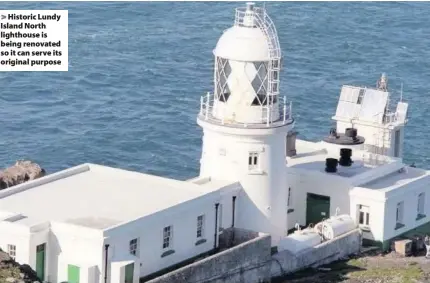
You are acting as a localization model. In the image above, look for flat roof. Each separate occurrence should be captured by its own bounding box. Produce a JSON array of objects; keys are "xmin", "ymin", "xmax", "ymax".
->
[
  {"xmin": 0, "ymin": 164, "xmax": 233, "ymax": 230},
  {"xmin": 361, "ymin": 166, "xmax": 430, "ymax": 192},
  {"xmin": 288, "ymin": 139, "xmax": 380, "ymax": 178}
]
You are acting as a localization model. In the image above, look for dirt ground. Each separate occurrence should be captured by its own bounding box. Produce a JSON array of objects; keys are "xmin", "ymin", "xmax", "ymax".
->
[{"xmin": 275, "ymin": 248, "xmax": 430, "ymax": 283}]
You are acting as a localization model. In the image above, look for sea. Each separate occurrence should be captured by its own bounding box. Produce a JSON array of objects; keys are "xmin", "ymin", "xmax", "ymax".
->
[{"xmin": 1, "ymin": 1, "xmax": 430, "ymax": 180}]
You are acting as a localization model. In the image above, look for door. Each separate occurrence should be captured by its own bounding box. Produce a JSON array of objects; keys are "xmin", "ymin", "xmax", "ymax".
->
[
  {"xmin": 306, "ymin": 193, "xmax": 330, "ymax": 226},
  {"xmin": 36, "ymin": 243, "xmax": 46, "ymax": 281},
  {"xmin": 68, "ymin": 265, "xmax": 80, "ymax": 283},
  {"xmin": 124, "ymin": 263, "xmax": 134, "ymax": 283}
]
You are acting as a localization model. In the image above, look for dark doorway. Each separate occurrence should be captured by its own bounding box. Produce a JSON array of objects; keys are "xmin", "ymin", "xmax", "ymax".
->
[{"xmin": 306, "ymin": 193, "xmax": 330, "ymax": 226}]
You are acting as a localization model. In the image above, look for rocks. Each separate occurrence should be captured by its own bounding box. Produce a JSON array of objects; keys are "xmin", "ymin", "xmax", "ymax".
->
[
  {"xmin": 0, "ymin": 160, "xmax": 45, "ymax": 190},
  {"xmin": 0, "ymin": 250, "xmax": 40, "ymax": 283}
]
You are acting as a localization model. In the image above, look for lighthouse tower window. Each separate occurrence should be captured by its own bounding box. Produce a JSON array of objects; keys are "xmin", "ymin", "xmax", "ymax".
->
[
  {"xmin": 248, "ymin": 152, "xmax": 259, "ymax": 170},
  {"xmin": 215, "ymin": 57, "xmax": 231, "ymax": 102}
]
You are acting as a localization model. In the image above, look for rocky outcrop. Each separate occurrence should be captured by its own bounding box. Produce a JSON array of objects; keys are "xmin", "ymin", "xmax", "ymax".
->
[
  {"xmin": 0, "ymin": 250, "xmax": 40, "ymax": 283},
  {"xmin": 0, "ymin": 161, "xmax": 45, "ymax": 190}
]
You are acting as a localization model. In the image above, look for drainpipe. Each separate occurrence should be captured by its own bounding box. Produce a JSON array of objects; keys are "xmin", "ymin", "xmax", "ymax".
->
[
  {"xmin": 104, "ymin": 244, "xmax": 109, "ymax": 283},
  {"xmin": 214, "ymin": 203, "xmax": 219, "ymax": 249},
  {"xmin": 231, "ymin": 196, "xmax": 236, "ymax": 227},
  {"xmin": 231, "ymin": 196, "xmax": 237, "ymax": 247}
]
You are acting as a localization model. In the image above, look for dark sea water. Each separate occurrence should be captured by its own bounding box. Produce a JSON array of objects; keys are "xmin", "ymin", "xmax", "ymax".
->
[{"xmin": 1, "ymin": 2, "xmax": 430, "ymax": 180}]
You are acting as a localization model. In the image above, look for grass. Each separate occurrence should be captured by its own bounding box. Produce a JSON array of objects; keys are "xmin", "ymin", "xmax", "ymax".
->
[
  {"xmin": 347, "ymin": 264, "xmax": 423, "ymax": 283},
  {"xmin": 273, "ymin": 254, "xmax": 427, "ymax": 283}
]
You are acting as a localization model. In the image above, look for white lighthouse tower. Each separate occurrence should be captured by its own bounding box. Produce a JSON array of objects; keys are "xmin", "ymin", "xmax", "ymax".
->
[{"xmin": 197, "ymin": 2, "xmax": 294, "ymax": 246}]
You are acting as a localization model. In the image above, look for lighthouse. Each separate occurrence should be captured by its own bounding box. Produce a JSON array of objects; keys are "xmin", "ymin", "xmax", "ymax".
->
[{"xmin": 197, "ymin": 2, "xmax": 294, "ymax": 246}]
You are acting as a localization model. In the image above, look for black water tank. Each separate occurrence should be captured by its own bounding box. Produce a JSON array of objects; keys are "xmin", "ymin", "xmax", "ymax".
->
[
  {"xmin": 325, "ymin": 158, "xmax": 338, "ymax": 173},
  {"xmin": 339, "ymin": 148, "xmax": 353, "ymax": 167},
  {"xmin": 345, "ymin": 128, "xmax": 358, "ymax": 138}
]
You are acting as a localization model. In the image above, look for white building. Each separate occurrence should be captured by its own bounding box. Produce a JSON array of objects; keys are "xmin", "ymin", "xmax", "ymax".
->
[{"xmin": 0, "ymin": 2, "xmax": 429, "ymax": 283}]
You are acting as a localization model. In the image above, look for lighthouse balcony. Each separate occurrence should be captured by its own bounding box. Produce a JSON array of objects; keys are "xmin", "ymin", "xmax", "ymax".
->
[{"xmin": 198, "ymin": 93, "xmax": 293, "ymax": 129}]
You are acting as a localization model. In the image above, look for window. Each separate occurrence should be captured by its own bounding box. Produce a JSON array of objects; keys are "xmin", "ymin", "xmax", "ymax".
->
[
  {"xmin": 418, "ymin": 193, "xmax": 425, "ymax": 218},
  {"xmin": 358, "ymin": 205, "xmax": 370, "ymax": 226},
  {"xmin": 129, "ymin": 238, "xmax": 138, "ymax": 256},
  {"xmin": 197, "ymin": 215, "xmax": 205, "ymax": 238},
  {"xmin": 248, "ymin": 152, "xmax": 259, "ymax": 170},
  {"xmin": 357, "ymin": 88, "xmax": 365, "ymax": 104},
  {"xmin": 163, "ymin": 226, "xmax": 172, "ymax": 249},
  {"xmin": 396, "ymin": 201, "xmax": 404, "ymax": 229},
  {"xmin": 7, "ymin": 244, "xmax": 16, "ymax": 259}
]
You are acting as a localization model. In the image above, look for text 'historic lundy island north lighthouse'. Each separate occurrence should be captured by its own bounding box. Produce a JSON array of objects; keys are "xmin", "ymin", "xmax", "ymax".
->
[{"xmin": 0, "ymin": 10, "xmax": 68, "ymax": 71}]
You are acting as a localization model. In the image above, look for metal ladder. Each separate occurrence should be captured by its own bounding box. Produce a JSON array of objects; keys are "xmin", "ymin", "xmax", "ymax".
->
[{"xmin": 253, "ymin": 9, "xmax": 282, "ymax": 124}]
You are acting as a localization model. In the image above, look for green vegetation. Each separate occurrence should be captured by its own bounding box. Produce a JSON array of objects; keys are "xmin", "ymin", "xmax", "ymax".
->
[
  {"xmin": 348, "ymin": 265, "xmax": 423, "ymax": 283},
  {"xmin": 0, "ymin": 265, "xmax": 21, "ymax": 281}
]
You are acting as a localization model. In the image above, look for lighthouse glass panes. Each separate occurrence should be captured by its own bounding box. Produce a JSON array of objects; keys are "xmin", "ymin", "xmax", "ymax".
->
[
  {"xmin": 251, "ymin": 62, "xmax": 269, "ymax": 105},
  {"xmin": 215, "ymin": 57, "xmax": 279, "ymax": 107},
  {"xmin": 215, "ymin": 57, "xmax": 231, "ymax": 102}
]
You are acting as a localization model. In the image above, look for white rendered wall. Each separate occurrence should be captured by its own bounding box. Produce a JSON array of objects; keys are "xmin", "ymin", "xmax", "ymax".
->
[
  {"xmin": 213, "ymin": 99, "xmax": 280, "ymax": 125},
  {"xmin": 29, "ymin": 225, "xmax": 51, "ymax": 282},
  {"xmin": 382, "ymin": 180, "xmax": 430, "ymax": 242},
  {"xmin": 0, "ymin": 221, "xmax": 103, "ymax": 283},
  {"xmin": 349, "ymin": 187, "xmax": 386, "ymax": 243},
  {"xmin": 111, "ymin": 260, "xmax": 138, "ymax": 283},
  {"xmin": 198, "ymin": 121, "xmax": 291, "ymax": 245},
  {"xmin": 103, "ymin": 190, "xmax": 225, "ymax": 279},
  {"xmin": 350, "ymin": 175, "xmax": 430, "ymax": 244},
  {"xmin": 0, "ymin": 222, "xmax": 30, "ymax": 264},
  {"xmin": 286, "ymin": 169, "xmax": 351, "ymax": 230},
  {"xmin": 51, "ymin": 222, "xmax": 104, "ymax": 283}
]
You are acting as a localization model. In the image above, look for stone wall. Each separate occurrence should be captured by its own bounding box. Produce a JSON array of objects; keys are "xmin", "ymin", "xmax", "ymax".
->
[
  {"xmin": 271, "ymin": 228, "xmax": 361, "ymax": 278},
  {"xmin": 218, "ymin": 227, "xmax": 261, "ymax": 249},
  {"xmin": 145, "ymin": 228, "xmax": 271, "ymax": 283}
]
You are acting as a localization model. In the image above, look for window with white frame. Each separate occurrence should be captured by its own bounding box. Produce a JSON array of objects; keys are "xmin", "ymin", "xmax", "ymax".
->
[
  {"xmin": 129, "ymin": 238, "xmax": 138, "ymax": 256},
  {"xmin": 396, "ymin": 201, "xmax": 404, "ymax": 226},
  {"xmin": 197, "ymin": 215, "xmax": 205, "ymax": 238},
  {"xmin": 248, "ymin": 152, "xmax": 259, "ymax": 170},
  {"xmin": 7, "ymin": 244, "xmax": 16, "ymax": 259},
  {"xmin": 163, "ymin": 225, "xmax": 172, "ymax": 249},
  {"xmin": 358, "ymin": 205, "xmax": 370, "ymax": 226},
  {"xmin": 418, "ymin": 192, "xmax": 425, "ymax": 216}
]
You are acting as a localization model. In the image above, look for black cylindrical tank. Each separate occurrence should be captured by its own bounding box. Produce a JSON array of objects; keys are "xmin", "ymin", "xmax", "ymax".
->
[
  {"xmin": 339, "ymin": 148, "xmax": 353, "ymax": 167},
  {"xmin": 325, "ymin": 158, "xmax": 338, "ymax": 173}
]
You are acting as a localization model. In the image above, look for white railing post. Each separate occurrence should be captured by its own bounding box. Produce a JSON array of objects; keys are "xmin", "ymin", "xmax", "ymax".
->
[
  {"xmin": 205, "ymin": 92, "xmax": 210, "ymax": 120},
  {"xmin": 200, "ymin": 96, "xmax": 204, "ymax": 115},
  {"xmin": 283, "ymin": 104, "xmax": 287, "ymax": 124},
  {"xmin": 290, "ymin": 101, "xmax": 293, "ymax": 119}
]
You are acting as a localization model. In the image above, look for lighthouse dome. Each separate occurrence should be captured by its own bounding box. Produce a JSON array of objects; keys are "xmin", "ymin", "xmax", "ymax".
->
[{"xmin": 214, "ymin": 26, "xmax": 271, "ymax": 62}]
